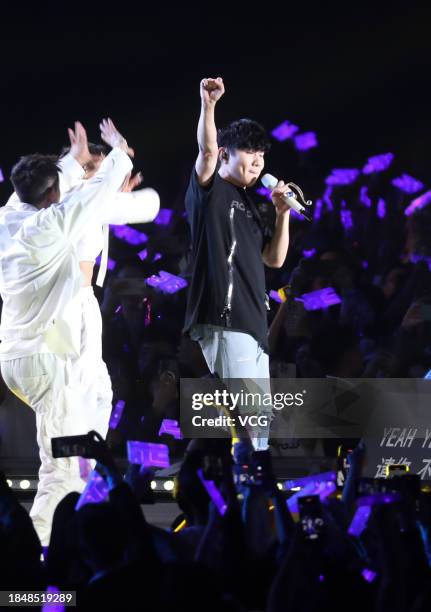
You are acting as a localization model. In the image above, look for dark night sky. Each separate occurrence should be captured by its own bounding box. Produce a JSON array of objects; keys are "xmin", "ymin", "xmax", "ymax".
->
[{"xmin": 1, "ymin": 1, "xmax": 430, "ymax": 209}]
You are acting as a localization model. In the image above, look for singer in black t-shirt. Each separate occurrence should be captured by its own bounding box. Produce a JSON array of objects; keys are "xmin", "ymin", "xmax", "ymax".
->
[{"xmin": 183, "ymin": 77, "xmax": 292, "ymax": 450}]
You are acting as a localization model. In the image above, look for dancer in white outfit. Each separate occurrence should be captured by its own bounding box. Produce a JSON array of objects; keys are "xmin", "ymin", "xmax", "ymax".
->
[{"xmin": 0, "ymin": 120, "xmax": 153, "ymax": 545}]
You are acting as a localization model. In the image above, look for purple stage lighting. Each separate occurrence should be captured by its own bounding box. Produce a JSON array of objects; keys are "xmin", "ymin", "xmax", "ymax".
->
[
  {"xmin": 127, "ymin": 441, "xmax": 170, "ymax": 468},
  {"xmin": 146, "ymin": 270, "xmax": 188, "ymax": 294},
  {"xmin": 271, "ymin": 120, "xmax": 299, "ymax": 141},
  {"xmin": 325, "ymin": 168, "xmax": 360, "ymax": 186},
  {"xmin": 110, "ymin": 224, "xmax": 148, "ymax": 245},
  {"xmin": 75, "ymin": 471, "xmax": 109, "ymax": 510},
  {"xmin": 154, "ymin": 208, "xmax": 173, "ymax": 226},
  {"xmin": 109, "ymin": 400, "xmax": 126, "ymax": 429},
  {"xmin": 359, "ymin": 186, "xmax": 372, "ymax": 208},
  {"xmin": 159, "ymin": 418, "xmax": 183, "ymax": 440},
  {"xmin": 362, "ymin": 152, "xmax": 394, "ymax": 174},
  {"xmin": 392, "ymin": 173, "xmax": 424, "ymax": 194},
  {"xmin": 295, "ymin": 287, "xmax": 342, "ymax": 311},
  {"xmin": 294, "ymin": 131, "xmax": 318, "ymax": 151},
  {"xmin": 377, "ymin": 198, "xmax": 386, "ymax": 219},
  {"xmin": 405, "ymin": 189, "xmax": 431, "ymax": 216}
]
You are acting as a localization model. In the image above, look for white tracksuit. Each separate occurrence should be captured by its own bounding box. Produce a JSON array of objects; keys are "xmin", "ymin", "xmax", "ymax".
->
[{"xmin": 0, "ymin": 148, "xmax": 135, "ymax": 545}]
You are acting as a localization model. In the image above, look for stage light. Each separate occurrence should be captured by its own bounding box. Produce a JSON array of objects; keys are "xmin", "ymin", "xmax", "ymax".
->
[
  {"xmin": 6, "ymin": 479, "xmax": 12, "ymax": 487},
  {"xmin": 150, "ymin": 480, "xmax": 157, "ymax": 490},
  {"xmin": 277, "ymin": 482, "xmax": 284, "ymax": 491},
  {"xmin": 19, "ymin": 480, "xmax": 30, "ymax": 490},
  {"xmin": 163, "ymin": 480, "xmax": 175, "ymax": 491}
]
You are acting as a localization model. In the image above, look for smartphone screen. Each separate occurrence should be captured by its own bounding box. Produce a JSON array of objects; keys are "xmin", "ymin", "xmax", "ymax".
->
[{"xmin": 298, "ymin": 495, "xmax": 324, "ymax": 540}]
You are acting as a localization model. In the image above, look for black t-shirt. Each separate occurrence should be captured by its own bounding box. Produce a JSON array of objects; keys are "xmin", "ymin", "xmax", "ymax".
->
[{"xmin": 183, "ymin": 167, "xmax": 272, "ymax": 352}]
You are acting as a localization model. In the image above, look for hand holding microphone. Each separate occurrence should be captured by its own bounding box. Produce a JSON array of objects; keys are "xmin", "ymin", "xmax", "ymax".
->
[{"xmin": 261, "ymin": 173, "xmax": 312, "ymax": 221}]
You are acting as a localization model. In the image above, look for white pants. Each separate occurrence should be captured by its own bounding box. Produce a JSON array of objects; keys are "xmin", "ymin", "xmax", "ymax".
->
[
  {"xmin": 1, "ymin": 288, "xmax": 112, "ymax": 546},
  {"xmin": 191, "ymin": 325, "xmax": 272, "ymax": 450}
]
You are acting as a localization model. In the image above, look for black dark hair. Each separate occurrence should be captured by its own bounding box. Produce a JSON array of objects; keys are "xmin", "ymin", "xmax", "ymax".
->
[
  {"xmin": 59, "ymin": 142, "xmax": 108, "ymax": 158},
  {"xmin": 10, "ymin": 154, "xmax": 60, "ymax": 208},
  {"xmin": 217, "ymin": 118, "xmax": 271, "ymax": 153}
]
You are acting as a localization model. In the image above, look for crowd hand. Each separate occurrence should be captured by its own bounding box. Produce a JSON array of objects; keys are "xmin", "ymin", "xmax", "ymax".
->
[
  {"xmin": 120, "ymin": 171, "xmax": 143, "ymax": 192},
  {"xmin": 270, "ymin": 180, "xmax": 292, "ymax": 216},
  {"xmin": 99, "ymin": 117, "xmax": 135, "ymax": 157},
  {"xmin": 87, "ymin": 430, "xmax": 121, "ymax": 487},
  {"xmin": 124, "ymin": 464, "xmax": 155, "ymax": 503},
  {"xmin": 401, "ymin": 301, "xmax": 424, "ymax": 330},
  {"xmin": 67, "ymin": 120, "xmax": 91, "ymax": 167},
  {"xmin": 200, "ymin": 77, "xmax": 225, "ymax": 105}
]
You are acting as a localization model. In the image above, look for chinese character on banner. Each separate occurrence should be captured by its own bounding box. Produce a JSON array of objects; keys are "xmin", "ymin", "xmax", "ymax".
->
[
  {"xmin": 375, "ymin": 457, "xmax": 411, "ymax": 478},
  {"xmin": 417, "ymin": 459, "xmax": 431, "ymax": 480}
]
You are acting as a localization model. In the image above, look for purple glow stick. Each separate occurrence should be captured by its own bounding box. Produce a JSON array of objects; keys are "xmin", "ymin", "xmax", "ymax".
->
[
  {"xmin": 348, "ymin": 505, "xmax": 372, "ymax": 537},
  {"xmin": 256, "ymin": 186, "xmax": 272, "ymax": 200},
  {"xmin": 115, "ymin": 305, "xmax": 122, "ymax": 314},
  {"xmin": 75, "ymin": 470, "xmax": 109, "ymax": 511},
  {"xmin": 295, "ymin": 287, "xmax": 342, "ymax": 311},
  {"xmin": 269, "ymin": 289, "xmax": 283, "ymax": 303},
  {"xmin": 146, "ymin": 270, "xmax": 188, "ymax": 294},
  {"xmin": 356, "ymin": 492, "xmax": 401, "ymax": 507},
  {"xmin": 359, "ymin": 186, "xmax": 372, "ymax": 208},
  {"xmin": 110, "ymin": 224, "xmax": 148, "ymax": 245},
  {"xmin": 0, "ymin": 168, "xmax": 4, "ymax": 183},
  {"xmin": 362, "ymin": 569, "xmax": 377, "ymax": 583},
  {"xmin": 294, "ymin": 131, "xmax": 318, "ymax": 151},
  {"xmin": 392, "ymin": 173, "xmax": 424, "ymax": 194},
  {"xmin": 138, "ymin": 248, "xmax": 148, "ymax": 261},
  {"xmin": 377, "ymin": 198, "xmax": 386, "ymax": 219},
  {"xmin": 159, "ymin": 418, "xmax": 183, "ymax": 440},
  {"xmin": 313, "ymin": 198, "xmax": 323, "ymax": 221},
  {"xmin": 340, "ymin": 209, "xmax": 353, "ymax": 230},
  {"xmin": 362, "ymin": 153, "xmax": 394, "ymax": 174},
  {"xmin": 325, "ymin": 168, "xmax": 360, "ymax": 186},
  {"xmin": 127, "ymin": 441, "xmax": 170, "ymax": 468},
  {"xmin": 154, "ymin": 208, "xmax": 173, "ymax": 226},
  {"xmin": 153, "ymin": 252, "xmax": 162, "ymax": 262},
  {"xmin": 405, "ymin": 190, "xmax": 431, "ymax": 216},
  {"xmin": 197, "ymin": 469, "xmax": 227, "ymax": 516},
  {"xmin": 284, "ymin": 471, "xmax": 337, "ymax": 491},
  {"xmin": 271, "ymin": 120, "xmax": 299, "ymax": 141},
  {"xmin": 42, "ymin": 586, "xmax": 65, "ymax": 612},
  {"xmin": 109, "ymin": 400, "xmax": 125, "ymax": 429},
  {"xmin": 302, "ymin": 248, "xmax": 317, "ymax": 258},
  {"xmin": 78, "ymin": 457, "xmax": 92, "ymax": 481},
  {"xmin": 323, "ymin": 186, "xmax": 334, "ymax": 211}
]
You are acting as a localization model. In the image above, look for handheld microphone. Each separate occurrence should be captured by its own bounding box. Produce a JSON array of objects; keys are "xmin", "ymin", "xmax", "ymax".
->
[{"xmin": 261, "ymin": 174, "xmax": 312, "ymax": 221}]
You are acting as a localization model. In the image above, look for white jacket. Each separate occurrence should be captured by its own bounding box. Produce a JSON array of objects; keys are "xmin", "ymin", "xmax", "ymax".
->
[{"xmin": 0, "ymin": 147, "xmax": 133, "ymax": 359}]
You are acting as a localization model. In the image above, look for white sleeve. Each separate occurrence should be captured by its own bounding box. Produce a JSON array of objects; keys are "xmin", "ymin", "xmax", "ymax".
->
[
  {"xmin": 100, "ymin": 188, "xmax": 160, "ymax": 224},
  {"xmin": 28, "ymin": 148, "xmax": 133, "ymax": 246},
  {"xmin": 57, "ymin": 153, "xmax": 85, "ymax": 196}
]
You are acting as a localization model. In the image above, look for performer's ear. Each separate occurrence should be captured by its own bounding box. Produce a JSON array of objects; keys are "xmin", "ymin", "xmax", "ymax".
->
[{"xmin": 219, "ymin": 148, "xmax": 229, "ymax": 163}]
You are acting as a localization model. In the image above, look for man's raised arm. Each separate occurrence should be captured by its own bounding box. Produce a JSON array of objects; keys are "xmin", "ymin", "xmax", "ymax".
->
[{"xmin": 195, "ymin": 77, "xmax": 225, "ymax": 186}]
